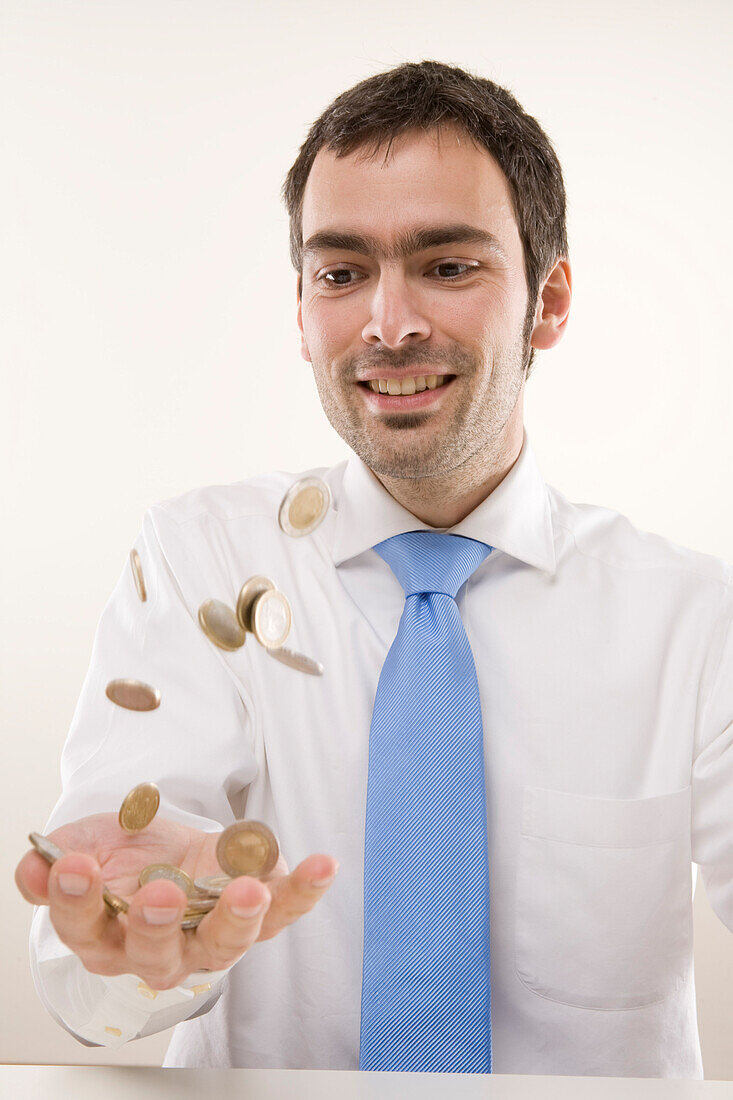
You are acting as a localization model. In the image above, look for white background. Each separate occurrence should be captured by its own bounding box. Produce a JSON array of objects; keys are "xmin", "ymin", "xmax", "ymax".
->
[{"xmin": 2, "ymin": 0, "xmax": 732, "ymax": 1075}]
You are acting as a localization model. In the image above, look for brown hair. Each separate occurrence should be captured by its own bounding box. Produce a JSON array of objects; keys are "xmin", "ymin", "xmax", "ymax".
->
[{"xmin": 281, "ymin": 59, "xmax": 569, "ymax": 380}]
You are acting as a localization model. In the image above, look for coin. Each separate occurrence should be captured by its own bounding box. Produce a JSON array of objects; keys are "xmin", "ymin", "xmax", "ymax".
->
[
  {"xmin": 138, "ymin": 863, "xmax": 193, "ymax": 896},
  {"xmin": 118, "ymin": 782, "xmax": 160, "ymax": 833},
  {"xmin": 106, "ymin": 679, "xmax": 161, "ymax": 712},
  {"xmin": 129, "ymin": 548, "xmax": 147, "ymax": 602},
  {"xmin": 184, "ymin": 897, "xmax": 217, "ymax": 914},
  {"xmin": 103, "ymin": 887, "xmax": 129, "ymax": 916},
  {"xmin": 28, "ymin": 832, "xmax": 65, "ymax": 864},
  {"xmin": 278, "ymin": 477, "xmax": 331, "ymax": 537},
  {"xmin": 236, "ymin": 575, "xmax": 275, "ymax": 633},
  {"xmin": 194, "ymin": 873, "xmax": 232, "ymax": 897},
  {"xmin": 267, "ymin": 646, "xmax": 324, "ymax": 676},
  {"xmin": 182, "ymin": 914, "xmax": 206, "ymax": 930},
  {"xmin": 198, "ymin": 599, "xmax": 246, "ymax": 651},
  {"xmin": 216, "ymin": 820, "xmax": 279, "ymax": 878},
  {"xmin": 252, "ymin": 589, "xmax": 291, "ymax": 650}
]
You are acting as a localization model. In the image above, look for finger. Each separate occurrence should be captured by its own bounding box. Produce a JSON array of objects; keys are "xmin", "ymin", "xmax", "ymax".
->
[
  {"xmin": 15, "ymin": 850, "xmax": 52, "ymax": 905},
  {"xmin": 124, "ymin": 880, "xmax": 189, "ymax": 990},
  {"xmin": 47, "ymin": 853, "xmax": 124, "ymax": 970},
  {"xmin": 258, "ymin": 853, "xmax": 339, "ymax": 941},
  {"xmin": 187, "ymin": 875, "xmax": 271, "ymax": 973}
]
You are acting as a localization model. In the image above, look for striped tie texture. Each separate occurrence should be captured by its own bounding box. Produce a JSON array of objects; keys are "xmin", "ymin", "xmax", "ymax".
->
[{"xmin": 359, "ymin": 529, "xmax": 493, "ymax": 1073}]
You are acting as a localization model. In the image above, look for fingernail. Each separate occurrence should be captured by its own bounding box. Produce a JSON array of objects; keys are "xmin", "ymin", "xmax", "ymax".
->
[
  {"xmin": 143, "ymin": 906, "xmax": 179, "ymax": 925},
  {"xmin": 230, "ymin": 901, "xmax": 267, "ymax": 920},
  {"xmin": 58, "ymin": 873, "xmax": 90, "ymax": 896},
  {"xmin": 311, "ymin": 863, "xmax": 339, "ymax": 889}
]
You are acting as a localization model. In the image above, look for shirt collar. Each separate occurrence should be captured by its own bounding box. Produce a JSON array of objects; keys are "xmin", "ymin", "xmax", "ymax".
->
[{"xmin": 322, "ymin": 425, "xmax": 557, "ymax": 576}]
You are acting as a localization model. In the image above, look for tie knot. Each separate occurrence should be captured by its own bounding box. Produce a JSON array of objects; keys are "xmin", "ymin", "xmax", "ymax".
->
[{"xmin": 373, "ymin": 530, "xmax": 492, "ymax": 599}]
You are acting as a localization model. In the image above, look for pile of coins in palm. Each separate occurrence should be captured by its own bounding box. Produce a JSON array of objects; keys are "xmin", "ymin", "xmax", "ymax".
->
[{"xmin": 29, "ymin": 782, "xmax": 279, "ymax": 931}]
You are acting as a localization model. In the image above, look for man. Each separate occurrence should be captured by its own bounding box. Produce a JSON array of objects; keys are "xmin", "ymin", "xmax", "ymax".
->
[{"xmin": 15, "ymin": 60, "xmax": 732, "ymax": 1078}]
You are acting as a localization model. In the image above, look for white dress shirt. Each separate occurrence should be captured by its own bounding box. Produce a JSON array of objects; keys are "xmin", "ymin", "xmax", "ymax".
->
[{"xmin": 30, "ymin": 427, "xmax": 733, "ymax": 1078}]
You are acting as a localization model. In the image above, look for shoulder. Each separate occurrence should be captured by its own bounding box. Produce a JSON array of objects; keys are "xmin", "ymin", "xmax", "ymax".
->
[
  {"xmin": 145, "ymin": 462, "xmax": 336, "ymax": 534},
  {"xmin": 548, "ymin": 483, "xmax": 733, "ymax": 591}
]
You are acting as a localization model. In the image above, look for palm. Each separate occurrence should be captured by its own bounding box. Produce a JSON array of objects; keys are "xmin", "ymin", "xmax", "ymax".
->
[{"xmin": 49, "ymin": 813, "xmax": 219, "ymax": 901}]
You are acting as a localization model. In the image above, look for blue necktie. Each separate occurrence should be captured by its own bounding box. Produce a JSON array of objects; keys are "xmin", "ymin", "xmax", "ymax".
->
[{"xmin": 359, "ymin": 529, "xmax": 494, "ymax": 1073}]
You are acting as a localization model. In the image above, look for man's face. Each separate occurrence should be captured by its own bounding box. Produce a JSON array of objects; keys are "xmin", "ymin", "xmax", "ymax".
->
[{"xmin": 297, "ymin": 124, "xmax": 536, "ymax": 480}]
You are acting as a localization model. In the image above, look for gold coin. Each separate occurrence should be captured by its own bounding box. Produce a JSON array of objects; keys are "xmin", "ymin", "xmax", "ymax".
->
[
  {"xmin": 194, "ymin": 873, "xmax": 232, "ymax": 897},
  {"xmin": 138, "ymin": 863, "xmax": 193, "ymax": 895},
  {"xmin": 118, "ymin": 782, "xmax": 160, "ymax": 833},
  {"xmin": 106, "ymin": 679, "xmax": 161, "ymax": 712},
  {"xmin": 278, "ymin": 477, "xmax": 331, "ymax": 537},
  {"xmin": 103, "ymin": 887, "xmax": 129, "ymax": 916},
  {"xmin": 236, "ymin": 575, "xmax": 275, "ymax": 632},
  {"xmin": 267, "ymin": 646, "xmax": 324, "ymax": 676},
  {"xmin": 198, "ymin": 599, "xmax": 246, "ymax": 651},
  {"xmin": 216, "ymin": 820, "xmax": 279, "ymax": 878},
  {"xmin": 129, "ymin": 548, "xmax": 147, "ymax": 602},
  {"xmin": 252, "ymin": 589, "xmax": 291, "ymax": 650},
  {"xmin": 28, "ymin": 832, "xmax": 65, "ymax": 864}
]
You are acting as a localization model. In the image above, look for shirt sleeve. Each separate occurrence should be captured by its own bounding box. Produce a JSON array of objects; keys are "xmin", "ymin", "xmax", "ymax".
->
[
  {"xmin": 29, "ymin": 505, "xmax": 259, "ymax": 1045},
  {"xmin": 691, "ymin": 578, "xmax": 733, "ymax": 933}
]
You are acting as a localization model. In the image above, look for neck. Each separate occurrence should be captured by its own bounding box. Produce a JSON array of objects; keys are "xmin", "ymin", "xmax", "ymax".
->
[{"xmin": 369, "ymin": 428, "xmax": 524, "ymax": 528}]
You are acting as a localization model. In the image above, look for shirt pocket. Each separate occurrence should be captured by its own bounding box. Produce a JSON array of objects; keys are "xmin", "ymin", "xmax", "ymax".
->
[{"xmin": 514, "ymin": 784, "xmax": 692, "ymax": 1011}]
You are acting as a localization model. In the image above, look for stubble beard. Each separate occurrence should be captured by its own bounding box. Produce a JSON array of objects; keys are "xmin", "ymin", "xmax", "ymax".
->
[{"xmin": 313, "ymin": 326, "xmax": 530, "ymax": 481}]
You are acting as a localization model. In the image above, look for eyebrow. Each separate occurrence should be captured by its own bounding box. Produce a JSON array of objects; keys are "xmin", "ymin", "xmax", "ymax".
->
[{"xmin": 302, "ymin": 223, "xmax": 508, "ymax": 264}]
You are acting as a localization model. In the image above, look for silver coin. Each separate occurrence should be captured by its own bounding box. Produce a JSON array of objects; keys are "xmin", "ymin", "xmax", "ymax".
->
[
  {"xmin": 28, "ymin": 832, "xmax": 65, "ymax": 864},
  {"xmin": 194, "ymin": 873, "xmax": 233, "ymax": 897},
  {"xmin": 267, "ymin": 646, "xmax": 324, "ymax": 676},
  {"xmin": 198, "ymin": 599, "xmax": 246, "ymax": 651},
  {"xmin": 252, "ymin": 589, "xmax": 292, "ymax": 649},
  {"xmin": 129, "ymin": 548, "xmax": 147, "ymax": 602},
  {"xmin": 106, "ymin": 678, "xmax": 161, "ymax": 712},
  {"xmin": 278, "ymin": 477, "xmax": 331, "ymax": 537}
]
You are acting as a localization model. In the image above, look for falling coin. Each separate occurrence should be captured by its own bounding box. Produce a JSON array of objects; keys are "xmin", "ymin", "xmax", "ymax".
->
[
  {"xmin": 129, "ymin": 548, "xmax": 147, "ymax": 602},
  {"xmin": 198, "ymin": 599, "xmax": 246, "ymax": 651},
  {"xmin": 194, "ymin": 873, "xmax": 232, "ymax": 897},
  {"xmin": 216, "ymin": 820, "xmax": 279, "ymax": 878},
  {"xmin": 278, "ymin": 477, "xmax": 331, "ymax": 537},
  {"xmin": 236, "ymin": 576, "xmax": 276, "ymax": 633},
  {"xmin": 252, "ymin": 589, "xmax": 292, "ymax": 650},
  {"xmin": 118, "ymin": 782, "xmax": 160, "ymax": 833},
  {"xmin": 138, "ymin": 863, "xmax": 193, "ymax": 896},
  {"xmin": 106, "ymin": 679, "xmax": 161, "ymax": 712},
  {"xmin": 267, "ymin": 646, "xmax": 324, "ymax": 676}
]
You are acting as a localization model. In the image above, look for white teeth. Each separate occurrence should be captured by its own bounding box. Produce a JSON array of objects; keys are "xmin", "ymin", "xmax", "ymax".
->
[{"xmin": 366, "ymin": 375, "xmax": 448, "ymax": 395}]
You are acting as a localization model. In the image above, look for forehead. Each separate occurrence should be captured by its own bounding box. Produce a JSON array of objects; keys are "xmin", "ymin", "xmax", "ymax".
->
[{"xmin": 301, "ymin": 125, "xmax": 521, "ymax": 259}]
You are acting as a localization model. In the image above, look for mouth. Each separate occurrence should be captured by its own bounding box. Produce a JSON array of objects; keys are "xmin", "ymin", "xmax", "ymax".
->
[{"xmin": 356, "ymin": 373, "xmax": 456, "ymax": 411}]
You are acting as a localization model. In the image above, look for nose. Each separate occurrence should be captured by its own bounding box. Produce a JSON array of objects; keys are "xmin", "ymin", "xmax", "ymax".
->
[{"xmin": 361, "ymin": 269, "xmax": 432, "ymax": 348}]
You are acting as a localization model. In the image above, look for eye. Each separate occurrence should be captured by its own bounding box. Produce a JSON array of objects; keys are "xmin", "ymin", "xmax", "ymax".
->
[
  {"xmin": 318, "ymin": 268, "xmax": 362, "ymax": 287},
  {"xmin": 429, "ymin": 262, "xmax": 477, "ymax": 280}
]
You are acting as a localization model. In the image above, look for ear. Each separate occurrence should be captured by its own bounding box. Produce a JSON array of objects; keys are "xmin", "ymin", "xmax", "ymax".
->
[
  {"xmin": 296, "ymin": 273, "xmax": 311, "ymax": 363},
  {"xmin": 530, "ymin": 257, "xmax": 572, "ymax": 351}
]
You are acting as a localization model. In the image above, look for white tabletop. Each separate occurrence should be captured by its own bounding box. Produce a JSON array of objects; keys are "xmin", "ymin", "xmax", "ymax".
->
[{"xmin": 2, "ymin": 1067, "xmax": 732, "ymax": 1098}]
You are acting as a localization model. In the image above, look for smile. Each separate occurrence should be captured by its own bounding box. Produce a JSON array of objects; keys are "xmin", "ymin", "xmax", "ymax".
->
[{"xmin": 357, "ymin": 375, "xmax": 456, "ymax": 410}]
